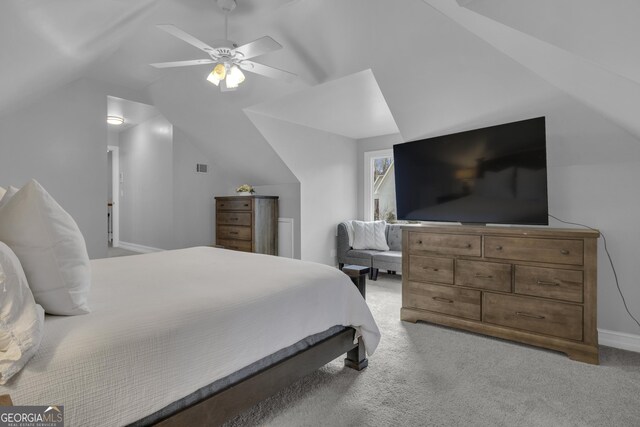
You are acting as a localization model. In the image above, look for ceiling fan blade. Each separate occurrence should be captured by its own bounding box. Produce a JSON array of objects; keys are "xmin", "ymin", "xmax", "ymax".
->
[
  {"xmin": 234, "ymin": 36, "xmax": 282, "ymax": 60},
  {"xmin": 157, "ymin": 24, "xmax": 216, "ymax": 54},
  {"xmin": 150, "ymin": 59, "xmax": 214, "ymax": 69},
  {"xmin": 239, "ymin": 61, "xmax": 297, "ymax": 83}
]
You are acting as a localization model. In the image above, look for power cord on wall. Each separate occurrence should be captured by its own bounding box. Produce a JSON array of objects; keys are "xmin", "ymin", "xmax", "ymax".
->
[{"xmin": 549, "ymin": 214, "xmax": 640, "ymax": 330}]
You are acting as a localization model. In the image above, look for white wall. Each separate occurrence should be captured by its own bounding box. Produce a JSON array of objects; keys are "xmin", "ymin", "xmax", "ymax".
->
[
  {"xmin": 247, "ymin": 112, "xmax": 358, "ymax": 266},
  {"xmin": 0, "ymin": 79, "xmax": 108, "ymax": 259},
  {"xmin": 119, "ymin": 115, "xmax": 174, "ymax": 249},
  {"xmin": 173, "ymin": 127, "xmax": 235, "ymax": 249},
  {"xmin": 118, "ymin": 121, "xmax": 240, "ymax": 251}
]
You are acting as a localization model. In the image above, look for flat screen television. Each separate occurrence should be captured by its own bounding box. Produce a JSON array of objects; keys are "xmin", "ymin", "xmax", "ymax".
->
[{"xmin": 393, "ymin": 117, "xmax": 548, "ymax": 225}]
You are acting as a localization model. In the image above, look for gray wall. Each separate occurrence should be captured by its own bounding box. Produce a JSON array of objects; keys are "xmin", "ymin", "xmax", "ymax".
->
[{"xmin": 0, "ymin": 79, "xmax": 108, "ymax": 259}]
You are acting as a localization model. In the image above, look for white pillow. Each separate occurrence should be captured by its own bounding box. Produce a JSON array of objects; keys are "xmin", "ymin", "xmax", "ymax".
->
[
  {"xmin": 0, "ymin": 180, "xmax": 91, "ymax": 315},
  {"xmin": 0, "ymin": 186, "xmax": 19, "ymax": 210},
  {"xmin": 352, "ymin": 220, "xmax": 389, "ymax": 251},
  {"xmin": 0, "ymin": 242, "xmax": 45, "ymax": 385}
]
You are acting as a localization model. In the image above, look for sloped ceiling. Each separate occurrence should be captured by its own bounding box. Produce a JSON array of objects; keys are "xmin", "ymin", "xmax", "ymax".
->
[
  {"xmin": 0, "ymin": 0, "xmax": 157, "ymax": 115},
  {"xmin": 424, "ymin": 0, "xmax": 640, "ymax": 139},
  {"xmin": 247, "ymin": 69, "xmax": 399, "ymax": 139},
  {"xmin": 2, "ymin": 0, "xmax": 639, "ymax": 183},
  {"xmin": 461, "ymin": 0, "xmax": 640, "ymax": 85}
]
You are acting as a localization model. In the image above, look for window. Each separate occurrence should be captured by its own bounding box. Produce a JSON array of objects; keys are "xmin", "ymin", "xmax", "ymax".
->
[{"xmin": 364, "ymin": 149, "xmax": 396, "ymax": 222}]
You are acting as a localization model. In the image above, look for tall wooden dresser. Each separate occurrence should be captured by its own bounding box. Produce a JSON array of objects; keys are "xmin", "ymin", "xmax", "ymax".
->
[
  {"xmin": 215, "ymin": 196, "xmax": 278, "ymax": 255},
  {"xmin": 401, "ymin": 225, "xmax": 600, "ymax": 364}
]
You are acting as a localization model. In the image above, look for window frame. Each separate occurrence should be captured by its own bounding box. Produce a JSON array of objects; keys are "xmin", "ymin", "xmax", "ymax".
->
[{"xmin": 363, "ymin": 148, "xmax": 394, "ymax": 221}]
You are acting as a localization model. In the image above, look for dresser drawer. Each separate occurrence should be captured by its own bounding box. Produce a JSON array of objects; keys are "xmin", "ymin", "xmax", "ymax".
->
[
  {"xmin": 217, "ymin": 225, "xmax": 252, "ymax": 241},
  {"xmin": 217, "ymin": 239, "xmax": 252, "ymax": 252},
  {"xmin": 515, "ymin": 265, "xmax": 584, "ymax": 303},
  {"xmin": 408, "ymin": 232, "xmax": 481, "ymax": 257},
  {"xmin": 484, "ymin": 236, "xmax": 583, "ymax": 266},
  {"xmin": 408, "ymin": 255, "xmax": 454, "ymax": 284},
  {"xmin": 217, "ymin": 199, "xmax": 252, "ymax": 211},
  {"xmin": 405, "ymin": 282, "xmax": 481, "ymax": 320},
  {"xmin": 217, "ymin": 212, "xmax": 251, "ymax": 226},
  {"xmin": 483, "ymin": 293, "xmax": 583, "ymax": 341},
  {"xmin": 455, "ymin": 259, "xmax": 512, "ymax": 292}
]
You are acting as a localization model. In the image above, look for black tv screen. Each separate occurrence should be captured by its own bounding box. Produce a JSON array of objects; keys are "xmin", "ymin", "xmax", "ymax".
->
[{"xmin": 393, "ymin": 117, "xmax": 548, "ymax": 225}]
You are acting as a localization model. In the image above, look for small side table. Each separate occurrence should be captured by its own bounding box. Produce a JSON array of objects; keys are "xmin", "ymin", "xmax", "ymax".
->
[{"xmin": 342, "ymin": 265, "xmax": 369, "ymax": 299}]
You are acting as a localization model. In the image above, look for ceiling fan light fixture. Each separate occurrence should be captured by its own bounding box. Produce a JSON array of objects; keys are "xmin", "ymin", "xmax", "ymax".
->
[
  {"xmin": 207, "ymin": 63, "xmax": 227, "ymax": 86},
  {"xmin": 226, "ymin": 65, "xmax": 245, "ymax": 88},
  {"xmin": 107, "ymin": 116, "xmax": 124, "ymax": 125}
]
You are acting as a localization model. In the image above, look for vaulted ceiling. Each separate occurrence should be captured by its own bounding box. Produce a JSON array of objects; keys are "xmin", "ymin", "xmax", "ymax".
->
[{"xmin": 3, "ymin": 0, "xmax": 639, "ymax": 183}]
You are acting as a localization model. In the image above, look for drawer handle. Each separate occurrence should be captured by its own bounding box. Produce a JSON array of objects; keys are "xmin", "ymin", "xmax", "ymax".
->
[
  {"xmin": 515, "ymin": 311, "xmax": 545, "ymax": 320},
  {"xmin": 230, "ymin": 231, "xmax": 239, "ymax": 235},
  {"xmin": 244, "ymin": 204, "xmax": 249, "ymax": 207},
  {"xmin": 465, "ymin": 243, "xmax": 472, "ymax": 248},
  {"xmin": 560, "ymin": 249, "xmax": 570, "ymax": 255},
  {"xmin": 433, "ymin": 297, "xmax": 453, "ymax": 304},
  {"xmin": 423, "ymin": 267, "xmax": 439, "ymax": 272},
  {"xmin": 475, "ymin": 274, "xmax": 493, "ymax": 279},
  {"xmin": 418, "ymin": 240, "xmax": 423, "ymax": 244},
  {"xmin": 230, "ymin": 218, "xmax": 239, "ymax": 221},
  {"xmin": 494, "ymin": 245, "xmax": 503, "ymax": 250},
  {"xmin": 537, "ymin": 280, "xmax": 560, "ymax": 287}
]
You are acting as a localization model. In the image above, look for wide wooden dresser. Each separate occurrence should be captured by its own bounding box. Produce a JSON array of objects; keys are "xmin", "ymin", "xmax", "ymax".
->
[
  {"xmin": 215, "ymin": 196, "xmax": 278, "ymax": 255},
  {"xmin": 401, "ymin": 224, "xmax": 600, "ymax": 364}
]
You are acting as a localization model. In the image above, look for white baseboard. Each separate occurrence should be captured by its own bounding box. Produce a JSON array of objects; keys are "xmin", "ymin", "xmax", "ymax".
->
[
  {"xmin": 598, "ymin": 329, "xmax": 640, "ymax": 353},
  {"xmin": 117, "ymin": 241, "xmax": 164, "ymax": 254}
]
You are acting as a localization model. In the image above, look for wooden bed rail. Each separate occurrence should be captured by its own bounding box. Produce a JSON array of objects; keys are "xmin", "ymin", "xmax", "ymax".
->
[{"xmin": 152, "ymin": 329, "xmax": 364, "ymax": 427}]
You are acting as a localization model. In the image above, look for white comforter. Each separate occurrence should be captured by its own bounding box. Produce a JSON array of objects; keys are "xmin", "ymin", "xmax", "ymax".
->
[{"xmin": 0, "ymin": 247, "xmax": 380, "ymax": 426}]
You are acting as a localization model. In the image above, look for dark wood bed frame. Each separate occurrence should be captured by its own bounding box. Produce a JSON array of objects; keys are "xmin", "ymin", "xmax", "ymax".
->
[
  {"xmin": 153, "ymin": 329, "xmax": 367, "ymax": 426},
  {"xmin": 0, "ymin": 331, "xmax": 367, "ymax": 426}
]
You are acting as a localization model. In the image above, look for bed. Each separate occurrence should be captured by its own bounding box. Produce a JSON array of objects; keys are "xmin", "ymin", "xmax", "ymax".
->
[{"xmin": 0, "ymin": 247, "xmax": 380, "ymax": 426}]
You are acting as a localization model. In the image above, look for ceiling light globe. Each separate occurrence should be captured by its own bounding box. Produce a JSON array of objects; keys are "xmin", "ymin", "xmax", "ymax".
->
[
  {"xmin": 107, "ymin": 116, "xmax": 124, "ymax": 125},
  {"xmin": 207, "ymin": 63, "xmax": 227, "ymax": 86},
  {"xmin": 226, "ymin": 65, "xmax": 245, "ymax": 88}
]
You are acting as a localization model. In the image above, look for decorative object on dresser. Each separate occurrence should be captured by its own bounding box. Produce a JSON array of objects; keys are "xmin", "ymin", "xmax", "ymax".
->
[
  {"xmin": 215, "ymin": 195, "xmax": 278, "ymax": 255},
  {"xmin": 401, "ymin": 224, "xmax": 600, "ymax": 364},
  {"xmin": 235, "ymin": 183, "xmax": 255, "ymax": 196}
]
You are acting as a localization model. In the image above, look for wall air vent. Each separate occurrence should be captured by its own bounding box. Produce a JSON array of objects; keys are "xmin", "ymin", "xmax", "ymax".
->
[{"xmin": 196, "ymin": 164, "xmax": 208, "ymax": 173}]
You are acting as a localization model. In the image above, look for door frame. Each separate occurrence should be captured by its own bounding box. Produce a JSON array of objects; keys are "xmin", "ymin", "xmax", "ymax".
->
[{"xmin": 108, "ymin": 145, "xmax": 120, "ymax": 247}]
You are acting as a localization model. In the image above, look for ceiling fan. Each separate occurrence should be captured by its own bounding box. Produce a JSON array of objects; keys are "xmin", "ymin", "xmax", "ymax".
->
[{"xmin": 150, "ymin": 0, "xmax": 297, "ymax": 91}]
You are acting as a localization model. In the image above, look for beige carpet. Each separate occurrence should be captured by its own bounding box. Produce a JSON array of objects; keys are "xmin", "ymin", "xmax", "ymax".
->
[
  {"xmin": 226, "ymin": 274, "xmax": 640, "ymax": 427},
  {"xmin": 107, "ymin": 246, "xmax": 141, "ymax": 258}
]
